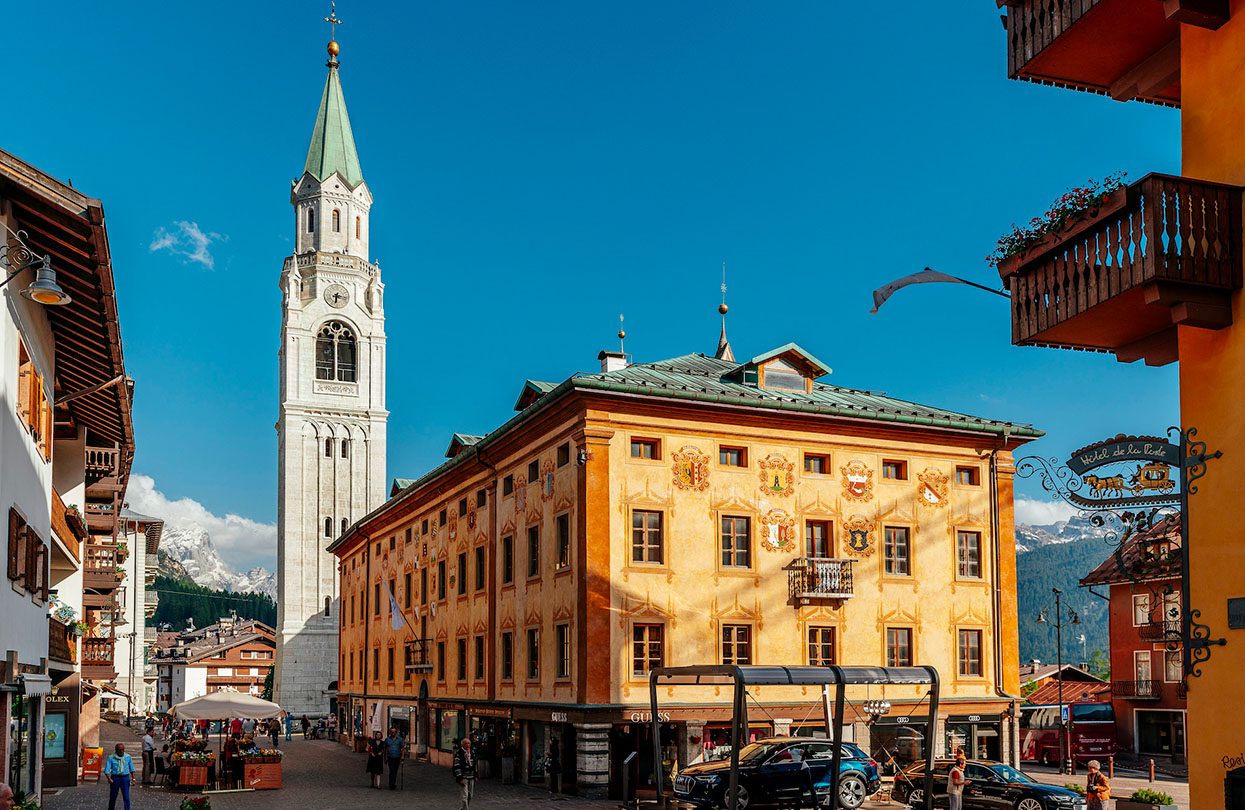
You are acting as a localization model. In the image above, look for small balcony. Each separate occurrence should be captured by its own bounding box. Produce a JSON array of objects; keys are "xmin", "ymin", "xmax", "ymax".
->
[
  {"xmin": 1001, "ymin": 173, "xmax": 1243, "ymax": 365},
  {"xmin": 787, "ymin": 558, "xmax": 855, "ymax": 605},
  {"xmin": 1001, "ymin": 0, "xmax": 1228, "ymax": 106},
  {"xmin": 82, "ymin": 637, "xmax": 117, "ymax": 682},
  {"xmin": 1113, "ymin": 679, "xmax": 1163, "ymax": 700},
  {"xmin": 1138, "ymin": 619, "xmax": 1182, "ymax": 642},
  {"xmin": 83, "ymin": 543, "xmax": 121, "ymax": 591},
  {"xmin": 84, "ymin": 501, "xmax": 119, "ymax": 531},
  {"xmin": 144, "ymin": 590, "xmax": 159, "ymax": 618},
  {"xmin": 404, "ymin": 638, "xmax": 434, "ymax": 674},
  {"xmin": 48, "ymin": 618, "xmax": 77, "ymax": 666}
]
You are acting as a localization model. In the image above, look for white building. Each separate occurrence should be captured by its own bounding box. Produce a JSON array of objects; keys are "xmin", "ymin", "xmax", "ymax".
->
[
  {"xmin": 114, "ymin": 511, "xmax": 163, "ymax": 715},
  {"xmin": 274, "ymin": 33, "xmax": 388, "ymax": 717},
  {"xmin": 155, "ymin": 619, "xmax": 276, "ymax": 713}
]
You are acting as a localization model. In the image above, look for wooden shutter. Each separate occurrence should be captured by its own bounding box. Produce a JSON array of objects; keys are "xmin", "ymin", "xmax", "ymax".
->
[
  {"xmin": 24, "ymin": 526, "xmax": 38, "ymax": 593},
  {"xmin": 36, "ymin": 534, "xmax": 49, "ymax": 600},
  {"xmin": 7, "ymin": 508, "xmax": 20, "ymax": 581}
]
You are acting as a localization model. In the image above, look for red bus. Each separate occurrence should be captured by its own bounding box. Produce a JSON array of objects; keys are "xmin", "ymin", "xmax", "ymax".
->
[{"xmin": 1019, "ymin": 703, "xmax": 1116, "ymax": 765}]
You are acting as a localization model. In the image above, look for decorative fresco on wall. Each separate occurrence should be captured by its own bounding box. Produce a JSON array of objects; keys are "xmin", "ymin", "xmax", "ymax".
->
[
  {"xmin": 758, "ymin": 453, "xmax": 794, "ymax": 497},
  {"xmin": 840, "ymin": 460, "xmax": 874, "ymax": 502},
  {"xmin": 671, "ymin": 446, "xmax": 710, "ymax": 491}
]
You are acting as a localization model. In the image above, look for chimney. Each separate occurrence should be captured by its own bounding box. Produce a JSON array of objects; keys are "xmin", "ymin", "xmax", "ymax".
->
[{"xmin": 598, "ymin": 350, "xmax": 629, "ymax": 373}]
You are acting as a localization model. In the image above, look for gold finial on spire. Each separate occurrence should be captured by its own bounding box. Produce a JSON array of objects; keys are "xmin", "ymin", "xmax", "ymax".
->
[
  {"xmin": 618, "ymin": 314, "xmax": 627, "ymax": 353},
  {"xmin": 715, "ymin": 261, "xmax": 735, "ymax": 362},
  {"xmin": 325, "ymin": 2, "xmax": 344, "ymax": 60},
  {"xmin": 719, "ymin": 260, "xmax": 729, "ymax": 316}
]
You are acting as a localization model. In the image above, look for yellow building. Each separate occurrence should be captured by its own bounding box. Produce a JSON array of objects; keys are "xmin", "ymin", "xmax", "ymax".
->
[{"xmin": 329, "ymin": 339, "xmax": 1039, "ymax": 799}]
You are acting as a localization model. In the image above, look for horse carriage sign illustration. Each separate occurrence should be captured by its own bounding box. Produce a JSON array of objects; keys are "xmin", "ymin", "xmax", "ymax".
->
[{"xmin": 1017, "ymin": 429, "xmax": 1225, "ymax": 680}]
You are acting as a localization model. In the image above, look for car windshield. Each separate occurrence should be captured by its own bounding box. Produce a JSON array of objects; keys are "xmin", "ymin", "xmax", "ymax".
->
[
  {"xmin": 990, "ymin": 764, "xmax": 1034, "ymax": 784},
  {"xmin": 737, "ymin": 743, "xmax": 780, "ymax": 762}
]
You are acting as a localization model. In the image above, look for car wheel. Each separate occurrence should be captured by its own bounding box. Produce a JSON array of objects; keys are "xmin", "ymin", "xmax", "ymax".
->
[
  {"xmin": 721, "ymin": 785, "xmax": 749, "ymax": 810},
  {"xmin": 1015, "ymin": 799, "xmax": 1044, "ymax": 810},
  {"xmin": 836, "ymin": 773, "xmax": 866, "ymax": 809},
  {"xmin": 906, "ymin": 788, "xmax": 924, "ymax": 808}
]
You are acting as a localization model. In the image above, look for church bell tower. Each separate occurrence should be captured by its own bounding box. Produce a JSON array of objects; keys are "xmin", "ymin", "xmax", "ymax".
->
[{"xmin": 274, "ymin": 20, "xmax": 388, "ymax": 716}]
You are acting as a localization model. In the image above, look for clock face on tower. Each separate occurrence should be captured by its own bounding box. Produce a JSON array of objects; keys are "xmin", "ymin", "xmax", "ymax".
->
[{"xmin": 323, "ymin": 283, "xmax": 349, "ymax": 309}]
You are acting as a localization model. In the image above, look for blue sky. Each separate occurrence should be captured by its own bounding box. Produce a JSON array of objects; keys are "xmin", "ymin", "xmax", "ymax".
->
[{"xmin": 9, "ymin": 3, "xmax": 1180, "ymax": 570}]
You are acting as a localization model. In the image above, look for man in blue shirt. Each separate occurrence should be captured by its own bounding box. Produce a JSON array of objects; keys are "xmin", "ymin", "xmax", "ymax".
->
[
  {"xmin": 104, "ymin": 743, "xmax": 136, "ymax": 810},
  {"xmin": 384, "ymin": 727, "xmax": 405, "ymax": 790}
]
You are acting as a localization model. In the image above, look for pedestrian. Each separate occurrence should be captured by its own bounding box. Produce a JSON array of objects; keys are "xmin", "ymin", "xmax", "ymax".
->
[
  {"xmin": 453, "ymin": 736, "xmax": 476, "ymax": 810},
  {"xmin": 327, "ymin": 713, "xmax": 338, "ymax": 741},
  {"xmin": 285, "ymin": 714, "xmax": 293, "ymax": 742},
  {"xmin": 366, "ymin": 730, "xmax": 386, "ymax": 789},
  {"xmin": 948, "ymin": 754, "xmax": 969, "ymax": 810},
  {"xmin": 104, "ymin": 742, "xmax": 136, "ymax": 810},
  {"xmin": 230, "ymin": 717, "xmax": 243, "ymax": 736},
  {"xmin": 140, "ymin": 728, "xmax": 157, "ymax": 786},
  {"xmin": 269, "ymin": 718, "xmax": 280, "ymax": 748},
  {"xmin": 1085, "ymin": 760, "xmax": 1111, "ymax": 810},
  {"xmin": 301, "ymin": 714, "xmax": 311, "ymax": 739},
  {"xmin": 243, "ymin": 717, "xmax": 255, "ymax": 735},
  {"xmin": 384, "ymin": 726, "xmax": 404, "ymax": 790},
  {"xmin": 0, "ymin": 782, "xmax": 14, "ymax": 810},
  {"xmin": 546, "ymin": 737, "xmax": 562, "ymax": 794}
]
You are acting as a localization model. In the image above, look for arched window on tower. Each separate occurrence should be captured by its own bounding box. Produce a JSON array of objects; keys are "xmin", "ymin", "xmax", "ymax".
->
[
  {"xmin": 324, "ymin": 437, "xmax": 333, "ymax": 457},
  {"xmin": 355, "ymin": 216, "xmax": 361, "ymax": 239},
  {"xmin": 332, "ymin": 209, "xmax": 341, "ymax": 232},
  {"xmin": 307, "ymin": 208, "xmax": 315, "ymax": 233},
  {"xmin": 315, "ymin": 321, "xmax": 357, "ymax": 382},
  {"xmin": 341, "ymin": 438, "xmax": 350, "ymax": 458},
  {"xmin": 324, "ymin": 517, "xmax": 332, "ymax": 537},
  {"xmin": 340, "ymin": 517, "xmax": 348, "ymax": 535}
]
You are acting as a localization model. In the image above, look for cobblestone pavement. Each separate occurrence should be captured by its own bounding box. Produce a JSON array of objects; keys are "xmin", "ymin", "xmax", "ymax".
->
[{"xmin": 44, "ymin": 722, "xmax": 906, "ymax": 810}]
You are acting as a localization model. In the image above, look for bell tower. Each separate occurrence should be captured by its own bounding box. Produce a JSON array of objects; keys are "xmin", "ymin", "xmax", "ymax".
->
[{"xmin": 274, "ymin": 18, "xmax": 388, "ymax": 716}]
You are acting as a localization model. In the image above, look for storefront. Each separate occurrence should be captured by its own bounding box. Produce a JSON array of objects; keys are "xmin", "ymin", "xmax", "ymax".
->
[
  {"xmin": 700, "ymin": 721, "xmax": 775, "ymax": 762},
  {"xmin": 869, "ymin": 716, "xmax": 930, "ymax": 775},
  {"xmin": 41, "ymin": 672, "xmax": 80, "ymax": 788},
  {"xmin": 467, "ymin": 706, "xmax": 516, "ymax": 780},
  {"xmin": 945, "ymin": 713, "xmax": 1003, "ymax": 763},
  {"xmin": 1135, "ymin": 709, "xmax": 1186, "ymax": 761}
]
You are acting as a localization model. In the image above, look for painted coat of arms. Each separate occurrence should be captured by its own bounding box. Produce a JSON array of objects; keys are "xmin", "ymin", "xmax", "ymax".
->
[
  {"xmin": 515, "ymin": 475, "xmax": 527, "ymax": 511},
  {"xmin": 672, "ymin": 446, "xmax": 710, "ymax": 491},
  {"xmin": 467, "ymin": 510, "xmax": 477, "ymax": 530},
  {"xmin": 541, "ymin": 460, "xmax": 556, "ymax": 501},
  {"xmin": 842, "ymin": 515, "xmax": 874, "ymax": 557},
  {"xmin": 841, "ymin": 461, "xmax": 874, "ymax": 502},
  {"xmin": 758, "ymin": 454, "xmax": 795, "ymax": 497},
  {"xmin": 759, "ymin": 509, "xmax": 797, "ymax": 552},
  {"xmin": 916, "ymin": 468, "xmax": 949, "ymax": 508}
]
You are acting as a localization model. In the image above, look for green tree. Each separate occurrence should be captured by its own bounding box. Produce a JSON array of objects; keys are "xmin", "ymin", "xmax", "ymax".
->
[
  {"xmin": 152, "ymin": 575, "xmax": 277, "ymax": 629},
  {"xmin": 1086, "ymin": 648, "xmax": 1110, "ymax": 680},
  {"xmin": 261, "ymin": 668, "xmax": 274, "ymax": 701}
]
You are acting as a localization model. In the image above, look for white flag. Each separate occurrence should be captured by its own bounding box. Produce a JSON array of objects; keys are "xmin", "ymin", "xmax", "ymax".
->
[{"xmin": 385, "ymin": 580, "xmax": 405, "ymax": 632}]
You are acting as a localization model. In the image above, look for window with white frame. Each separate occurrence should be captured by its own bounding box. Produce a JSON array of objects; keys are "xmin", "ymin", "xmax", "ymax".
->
[{"xmin": 1132, "ymin": 593, "xmax": 1152, "ymax": 626}]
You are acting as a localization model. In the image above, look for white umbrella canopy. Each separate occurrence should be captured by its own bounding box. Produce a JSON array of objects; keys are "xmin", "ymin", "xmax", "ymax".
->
[{"xmin": 171, "ymin": 689, "xmax": 285, "ymax": 720}]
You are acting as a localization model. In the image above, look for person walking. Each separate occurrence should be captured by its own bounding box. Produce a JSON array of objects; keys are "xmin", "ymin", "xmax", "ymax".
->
[
  {"xmin": 269, "ymin": 718, "xmax": 280, "ymax": 748},
  {"xmin": 546, "ymin": 737, "xmax": 562, "ymax": 795},
  {"xmin": 1085, "ymin": 760, "xmax": 1111, "ymax": 810},
  {"xmin": 327, "ymin": 713, "xmax": 338, "ymax": 741},
  {"xmin": 104, "ymin": 743, "xmax": 136, "ymax": 810},
  {"xmin": 366, "ymin": 730, "xmax": 386, "ymax": 789},
  {"xmin": 301, "ymin": 715, "xmax": 311, "ymax": 740},
  {"xmin": 948, "ymin": 754, "xmax": 970, "ymax": 810},
  {"xmin": 242, "ymin": 717, "xmax": 255, "ymax": 735},
  {"xmin": 140, "ymin": 728, "xmax": 157, "ymax": 786},
  {"xmin": 453, "ymin": 736, "xmax": 476, "ymax": 810},
  {"xmin": 384, "ymin": 726, "xmax": 404, "ymax": 790}
]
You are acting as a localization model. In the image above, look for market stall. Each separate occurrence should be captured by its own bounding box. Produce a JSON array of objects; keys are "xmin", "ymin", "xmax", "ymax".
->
[{"xmin": 169, "ymin": 691, "xmax": 286, "ymax": 790}]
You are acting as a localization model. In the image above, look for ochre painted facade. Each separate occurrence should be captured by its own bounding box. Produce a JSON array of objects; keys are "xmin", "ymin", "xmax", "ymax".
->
[{"xmin": 331, "ymin": 349, "xmax": 1036, "ymax": 797}]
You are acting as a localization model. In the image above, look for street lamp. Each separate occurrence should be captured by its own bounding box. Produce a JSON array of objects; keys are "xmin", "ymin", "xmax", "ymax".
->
[
  {"xmin": 1, "ymin": 227, "xmax": 72, "ymax": 306},
  {"xmin": 1036, "ymin": 587, "xmax": 1080, "ymax": 775}
]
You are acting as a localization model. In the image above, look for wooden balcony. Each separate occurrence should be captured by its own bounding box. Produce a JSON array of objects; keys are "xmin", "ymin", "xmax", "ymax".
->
[
  {"xmin": 82, "ymin": 637, "xmax": 117, "ymax": 682},
  {"xmin": 404, "ymin": 638, "xmax": 434, "ymax": 673},
  {"xmin": 85, "ymin": 445, "xmax": 120, "ymax": 477},
  {"xmin": 51, "ymin": 489, "xmax": 85, "ymax": 561},
  {"xmin": 1112, "ymin": 679, "xmax": 1163, "ymax": 700},
  {"xmin": 1001, "ymin": 0, "xmax": 1228, "ymax": 106},
  {"xmin": 48, "ymin": 618, "xmax": 77, "ymax": 666},
  {"xmin": 787, "ymin": 558, "xmax": 855, "ymax": 605},
  {"xmin": 1002, "ymin": 173, "xmax": 1243, "ymax": 365},
  {"xmin": 85, "ymin": 500, "xmax": 119, "ymax": 531},
  {"xmin": 83, "ymin": 543, "xmax": 121, "ymax": 591}
]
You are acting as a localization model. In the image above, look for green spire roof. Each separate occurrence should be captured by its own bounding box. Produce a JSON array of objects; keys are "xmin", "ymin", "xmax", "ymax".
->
[{"xmin": 303, "ymin": 63, "xmax": 364, "ymax": 188}]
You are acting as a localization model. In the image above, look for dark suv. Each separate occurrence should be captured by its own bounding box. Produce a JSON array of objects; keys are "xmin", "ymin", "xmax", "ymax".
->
[
  {"xmin": 673, "ymin": 737, "xmax": 881, "ymax": 809},
  {"xmin": 891, "ymin": 759, "xmax": 1086, "ymax": 810}
]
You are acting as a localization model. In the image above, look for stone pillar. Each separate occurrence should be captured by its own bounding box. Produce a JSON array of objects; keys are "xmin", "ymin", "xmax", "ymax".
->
[
  {"xmin": 575, "ymin": 722, "xmax": 611, "ymax": 799},
  {"xmin": 683, "ymin": 721, "xmax": 706, "ymax": 766},
  {"xmin": 852, "ymin": 721, "xmax": 870, "ymax": 752},
  {"xmin": 772, "ymin": 718, "xmax": 792, "ymax": 737},
  {"xmin": 933, "ymin": 715, "xmax": 947, "ymax": 759}
]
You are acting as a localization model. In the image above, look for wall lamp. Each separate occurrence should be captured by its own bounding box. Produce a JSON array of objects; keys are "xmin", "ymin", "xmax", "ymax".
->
[{"xmin": 1, "ymin": 228, "xmax": 72, "ymax": 306}]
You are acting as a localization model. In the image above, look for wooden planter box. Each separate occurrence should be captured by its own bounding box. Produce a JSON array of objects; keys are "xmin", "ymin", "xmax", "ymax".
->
[
  {"xmin": 243, "ymin": 762, "xmax": 282, "ymax": 789},
  {"xmin": 178, "ymin": 765, "xmax": 209, "ymax": 787}
]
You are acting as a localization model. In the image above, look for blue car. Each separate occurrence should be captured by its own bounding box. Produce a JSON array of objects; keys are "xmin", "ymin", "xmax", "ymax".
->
[{"xmin": 673, "ymin": 736, "xmax": 881, "ymax": 810}]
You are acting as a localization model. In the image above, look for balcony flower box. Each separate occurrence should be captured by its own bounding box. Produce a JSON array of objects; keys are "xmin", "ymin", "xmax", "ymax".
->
[{"xmin": 995, "ymin": 185, "xmax": 1128, "ymax": 279}]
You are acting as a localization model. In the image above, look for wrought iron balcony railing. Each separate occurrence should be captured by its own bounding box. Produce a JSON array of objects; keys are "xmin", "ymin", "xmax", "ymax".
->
[
  {"xmin": 403, "ymin": 638, "xmax": 434, "ymax": 673},
  {"xmin": 787, "ymin": 558, "xmax": 855, "ymax": 604},
  {"xmin": 1002, "ymin": 173, "xmax": 1243, "ymax": 364},
  {"xmin": 1138, "ymin": 619, "xmax": 1182, "ymax": 642},
  {"xmin": 1112, "ymin": 679, "xmax": 1163, "ymax": 699}
]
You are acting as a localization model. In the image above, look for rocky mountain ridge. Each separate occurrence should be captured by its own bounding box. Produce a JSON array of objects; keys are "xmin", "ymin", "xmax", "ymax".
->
[{"xmin": 159, "ymin": 524, "xmax": 276, "ymax": 599}]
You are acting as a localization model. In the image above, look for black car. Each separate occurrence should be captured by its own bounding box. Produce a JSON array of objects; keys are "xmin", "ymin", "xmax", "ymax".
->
[
  {"xmin": 891, "ymin": 759, "xmax": 1085, "ymax": 810},
  {"xmin": 673, "ymin": 737, "xmax": 882, "ymax": 810}
]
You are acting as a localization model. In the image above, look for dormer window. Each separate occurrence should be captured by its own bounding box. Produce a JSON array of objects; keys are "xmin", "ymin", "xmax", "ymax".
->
[
  {"xmin": 723, "ymin": 343, "xmax": 832, "ymax": 394},
  {"xmin": 761, "ymin": 358, "xmax": 807, "ymax": 392}
]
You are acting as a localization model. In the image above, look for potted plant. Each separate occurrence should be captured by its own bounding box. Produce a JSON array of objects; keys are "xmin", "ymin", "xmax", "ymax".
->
[
  {"xmin": 1117, "ymin": 788, "xmax": 1177, "ymax": 810},
  {"xmin": 180, "ymin": 796, "xmax": 211, "ymax": 810},
  {"xmin": 68, "ymin": 620, "xmax": 88, "ymax": 638},
  {"xmin": 115, "ymin": 543, "xmax": 129, "ymax": 563}
]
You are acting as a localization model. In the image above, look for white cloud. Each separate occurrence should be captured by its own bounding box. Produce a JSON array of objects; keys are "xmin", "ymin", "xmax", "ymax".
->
[
  {"xmin": 1015, "ymin": 497, "xmax": 1078, "ymax": 526},
  {"xmin": 148, "ymin": 221, "xmax": 224, "ymax": 269},
  {"xmin": 126, "ymin": 474, "xmax": 275, "ymax": 571}
]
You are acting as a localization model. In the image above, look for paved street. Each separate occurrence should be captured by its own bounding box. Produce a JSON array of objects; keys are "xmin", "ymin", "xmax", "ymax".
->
[{"xmin": 1024, "ymin": 763, "xmax": 1189, "ymax": 808}]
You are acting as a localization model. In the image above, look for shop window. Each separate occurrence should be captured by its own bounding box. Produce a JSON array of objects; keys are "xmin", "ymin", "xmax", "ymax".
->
[
  {"xmin": 474, "ymin": 635, "xmax": 485, "ymax": 681},
  {"xmin": 457, "ymin": 637, "xmax": 468, "ymax": 682},
  {"xmin": 957, "ymin": 629, "xmax": 983, "ymax": 677},
  {"xmin": 501, "ymin": 632, "xmax": 514, "ymax": 680},
  {"xmin": 719, "ymin": 446, "xmax": 747, "ymax": 467},
  {"xmin": 630, "ymin": 438, "xmax": 661, "ymax": 460},
  {"xmin": 956, "ymin": 466, "xmax": 980, "ymax": 486},
  {"xmin": 632, "ymin": 624, "xmax": 664, "ymax": 677},
  {"xmin": 474, "ymin": 546, "xmax": 486, "ymax": 590},
  {"xmin": 882, "ymin": 460, "xmax": 907, "ymax": 480},
  {"xmin": 957, "ymin": 531, "xmax": 983, "ymax": 578},
  {"xmin": 502, "ymin": 535, "xmax": 514, "ymax": 584},
  {"xmin": 720, "ymin": 516, "xmax": 751, "ymax": 568},
  {"xmin": 884, "ymin": 527, "xmax": 911, "ymax": 576},
  {"xmin": 555, "ymin": 623, "xmax": 571, "ymax": 679},
  {"xmin": 631, "ymin": 510, "xmax": 664, "ymax": 565},
  {"xmin": 886, "ymin": 627, "xmax": 913, "ymax": 667},
  {"xmin": 721, "ymin": 624, "xmax": 752, "ymax": 665},
  {"xmin": 526, "ymin": 627, "xmax": 540, "ymax": 680},
  {"xmin": 803, "ymin": 453, "xmax": 829, "ymax": 475},
  {"xmin": 805, "ymin": 520, "xmax": 832, "ymax": 558},
  {"xmin": 807, "ymin": 627, "xmax": 836, "ymax": 667},
  {"xmin": 555, "ymin": 513, "xmax": 571, "ymax": 570}
]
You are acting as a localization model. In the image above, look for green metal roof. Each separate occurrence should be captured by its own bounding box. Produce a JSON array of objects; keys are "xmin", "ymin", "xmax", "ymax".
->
[{"xmin": 303, "ymin": 64, "xmax": 364, "ymax": 188}]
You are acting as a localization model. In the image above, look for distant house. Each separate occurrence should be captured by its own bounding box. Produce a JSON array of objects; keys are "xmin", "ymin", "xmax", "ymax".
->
[
  {"xmin": 1020, "ymin": 662, "xmax": 1105, "ymax": 696},
  {"xmin": 152, "ymin": 616, "xmax": 276, "ymax": 712},
  {"xmin": 1080, "ymin": 513, "xmax": 1185, "ymax": 762}
]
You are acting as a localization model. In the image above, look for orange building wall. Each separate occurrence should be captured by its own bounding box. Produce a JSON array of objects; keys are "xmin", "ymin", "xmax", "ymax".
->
[{"xmin": 1176, "ymin": 4, "xmax": 1245, "ymax": 804}]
